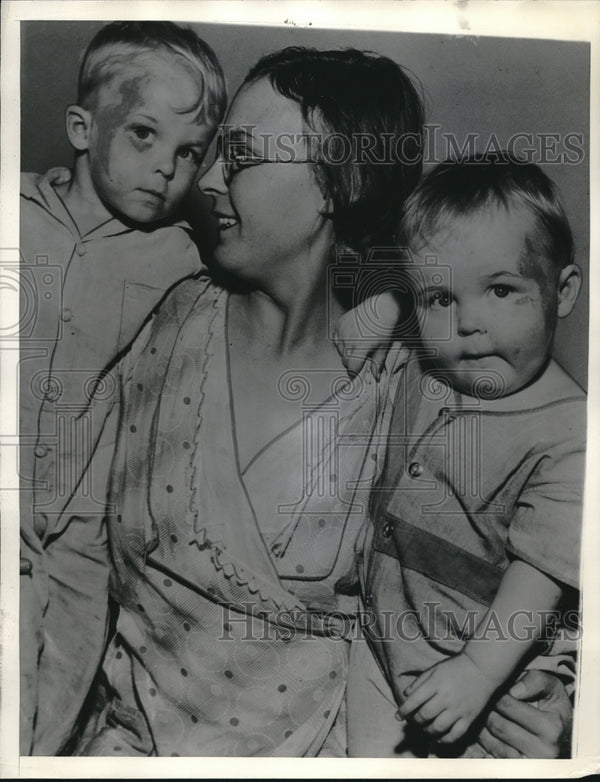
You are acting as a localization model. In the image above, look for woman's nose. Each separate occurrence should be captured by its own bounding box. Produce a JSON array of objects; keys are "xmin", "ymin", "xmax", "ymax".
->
[{"xmin": 198, "ymin": 158, "xmax": 228, "ymax": 195}]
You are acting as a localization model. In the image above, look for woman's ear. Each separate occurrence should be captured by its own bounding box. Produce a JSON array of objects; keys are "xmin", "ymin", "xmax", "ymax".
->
[
  {"xmin": 65, "ymin": 105, "xmax": 93, "ymax": 152},
  {"xmin": 557, "ymin": 263, "xmax": 582, "ymax": 318},
  {"xmin": 311, "ymin": 163, "xmax": 334, "ymax": 216},
  {"xmin": 320, "ymin": 194, "xmax": 334, "ymax": 218}
]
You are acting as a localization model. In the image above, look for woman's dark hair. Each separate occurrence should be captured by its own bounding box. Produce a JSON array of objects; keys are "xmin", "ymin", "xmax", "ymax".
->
[{"xmin": 245, "ymin": 47, "xmax": 425, "ymax": 265}]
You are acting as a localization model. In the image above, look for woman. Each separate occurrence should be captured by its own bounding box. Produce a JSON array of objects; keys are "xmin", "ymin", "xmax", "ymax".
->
[
  {"xmin": 76, "ymin": 47, "xmax": 570, "ymax": 757},
  {"xmin": 69, "ymin": 46, "xmax": 422, "ymax": 757}
]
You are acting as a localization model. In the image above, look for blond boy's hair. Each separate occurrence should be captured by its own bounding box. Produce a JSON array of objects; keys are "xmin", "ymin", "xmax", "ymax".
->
[{"xmin": 77, "ymin": 21, "xmax": 227, "ymax": 126}]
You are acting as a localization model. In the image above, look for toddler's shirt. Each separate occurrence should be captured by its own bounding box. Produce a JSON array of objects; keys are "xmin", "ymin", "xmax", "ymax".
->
[{"xmin": 360, "ymin": 350, "xmax": 585, "ymax": 734}]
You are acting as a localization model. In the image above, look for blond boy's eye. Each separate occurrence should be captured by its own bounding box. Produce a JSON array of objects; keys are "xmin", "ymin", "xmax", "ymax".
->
[
  {"xmin": 492, "ymin": 285, "xmax": 511, "ymax": 298},
  {"xmin": 178, "ymin": 148, "xmax": 201, "ymax": 164}
]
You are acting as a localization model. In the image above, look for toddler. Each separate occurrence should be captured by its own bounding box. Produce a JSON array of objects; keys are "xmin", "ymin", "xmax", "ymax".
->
[
  {"xmin": 19, "ymin": 21, "xmax": 226, "ymax": 754},
  {"xmin": 344, "ymin": 154, "xmax": 585, "ymax": 756}
]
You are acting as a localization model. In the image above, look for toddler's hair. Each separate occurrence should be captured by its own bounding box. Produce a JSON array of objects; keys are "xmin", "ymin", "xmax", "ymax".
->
[
  {"xmin": 77, "ymin": 21, "xmax": 227, "ymax": 126},
  {"xmin": 402, "ymin": 151, "xmax": 574, "ymax": 272}
]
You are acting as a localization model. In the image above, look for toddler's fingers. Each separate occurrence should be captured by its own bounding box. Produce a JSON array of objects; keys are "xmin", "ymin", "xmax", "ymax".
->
[
  {"xmin": 435, "ymin": 717, "xmax": 470, "ymax": 745},
  {"xmin": 411, "ymin": 694, "xmax": 445, "ymax": 727},
  {"xmin": 422, "ymin": 709, "xmax": 456, "ymax": 738},
  {"xmin": 399, "ymin": 684, "xmax": 437, "ymax": 720},
  {"xmin": 404, "ymin": 666, "xmax": 435, "ymax": 697}
]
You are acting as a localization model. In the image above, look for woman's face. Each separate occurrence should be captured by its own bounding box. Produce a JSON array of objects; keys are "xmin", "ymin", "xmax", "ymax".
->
[{"xmin": 199, "ymin": 77, "xmax": 332, "ymax": 287}]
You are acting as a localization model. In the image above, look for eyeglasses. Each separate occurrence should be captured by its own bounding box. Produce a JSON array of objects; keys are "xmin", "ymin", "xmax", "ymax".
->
[{"xmin": 216, "ymin": 136, "xmax": 316, "ymax": 186}]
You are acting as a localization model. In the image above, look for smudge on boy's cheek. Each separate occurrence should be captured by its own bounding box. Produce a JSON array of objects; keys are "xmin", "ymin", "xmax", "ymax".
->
[{"xmin": 94, "ymin": 74, "xmax": 147, "ymax": 173}]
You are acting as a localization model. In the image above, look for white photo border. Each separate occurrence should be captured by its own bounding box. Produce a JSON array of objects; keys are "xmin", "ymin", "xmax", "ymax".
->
[{"xmin": 1, "ymin": 0, "xmax": 599, "ymax": 778}]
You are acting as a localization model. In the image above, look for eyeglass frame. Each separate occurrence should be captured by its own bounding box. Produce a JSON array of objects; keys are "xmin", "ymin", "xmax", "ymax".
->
[{"xmin": 214, "ymin": 135, "xmax": 319, "ymax": 186}]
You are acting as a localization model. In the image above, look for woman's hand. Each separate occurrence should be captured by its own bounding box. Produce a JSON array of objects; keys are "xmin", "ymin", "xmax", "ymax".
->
[
  {"xmin": 334, "ymin": 292, "xmax": 401, "ymax": 378},
  {"xmin": 477, "ymin": 670, "xmax": 573, "ymax": 758}
]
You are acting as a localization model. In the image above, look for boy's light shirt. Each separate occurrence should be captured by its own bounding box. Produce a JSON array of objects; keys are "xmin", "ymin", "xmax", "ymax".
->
[
  {"xmin": 20, "ymin": 166, "xmax": 203, "ymax": 538},
  {"xmin": 19, "ymin": 165, "xmax": 205, "ymax": 754}
]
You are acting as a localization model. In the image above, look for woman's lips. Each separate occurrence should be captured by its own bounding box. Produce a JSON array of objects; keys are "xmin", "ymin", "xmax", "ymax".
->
[
  {"xmin": 215, "ymin": 214, "xmax": 238, "ymax": 230},
  {"xmin": 459, "ymin": 353, "xmax": 502, "ymax": 363},
  {"xmin": 138, "ymin": 188, "xmax": 166, "ymax": 202}
]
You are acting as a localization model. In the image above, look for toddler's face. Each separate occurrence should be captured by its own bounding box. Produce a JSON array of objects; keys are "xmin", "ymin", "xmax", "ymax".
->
[
  {"xmin": 85, "ymin": 54, "xmax": 215, "ymax": 223},
  {"xmin": 413, "ymin": 208, "xmax": 560, "ymax": 397}
]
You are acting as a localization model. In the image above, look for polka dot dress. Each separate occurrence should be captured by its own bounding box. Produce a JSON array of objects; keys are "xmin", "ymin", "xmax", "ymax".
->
[{"xmin": 81, "ymin": 281, "xmax": 392, "ymax": 756}]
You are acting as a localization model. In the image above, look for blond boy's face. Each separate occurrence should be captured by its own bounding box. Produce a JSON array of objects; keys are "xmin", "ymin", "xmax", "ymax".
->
[
  {"xmin": 85, "ymin": 53, "xmax": 215, "ymax": 224},
  {"xmin": 413, "ymin": 207, "xmax": 561, "ymax": 398}
]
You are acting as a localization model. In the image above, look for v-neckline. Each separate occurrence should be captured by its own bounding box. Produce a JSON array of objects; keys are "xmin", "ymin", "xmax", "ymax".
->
[{"xmin": 224, "ymin": 294, "xmax": 348, "ymax": 477}]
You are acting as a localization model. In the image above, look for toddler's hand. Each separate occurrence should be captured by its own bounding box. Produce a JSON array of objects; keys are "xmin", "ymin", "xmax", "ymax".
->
[
  {"xmin": 398, "ymin": 653, "xmax": 501, "ymax": 745},
  {"xmin": 334, "ymin": 292, "xmax": 401, "ymax": 378}
]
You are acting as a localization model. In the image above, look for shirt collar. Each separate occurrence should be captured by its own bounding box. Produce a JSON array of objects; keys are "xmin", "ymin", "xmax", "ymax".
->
[
  {"xmin": 454, "ymin": 359, "xmax": 585, "ymax": 412},
  {"xmin": 21, "ymin": 167, "xmax": 192, "ymax": 238}
]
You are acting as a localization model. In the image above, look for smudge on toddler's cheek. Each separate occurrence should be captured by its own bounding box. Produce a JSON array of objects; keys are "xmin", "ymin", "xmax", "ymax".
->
[{"xmin": 515, "ymin": 294, "xmax": 539, "ymax": 307}]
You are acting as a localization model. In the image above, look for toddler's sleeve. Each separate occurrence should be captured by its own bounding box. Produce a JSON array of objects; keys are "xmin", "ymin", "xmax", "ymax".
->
[{"xmin": 507, "ymin": 403, "xmax": 586, "ymax": 590}]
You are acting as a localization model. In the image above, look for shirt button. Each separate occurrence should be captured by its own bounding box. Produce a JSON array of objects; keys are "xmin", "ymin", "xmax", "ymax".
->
[
  {"xmin": 34, "ymin": 444, "xmax": 49, "ymax": 458},
  {"xmin": 407, "ymin": 461, "xmax": 423, "ymax": 478},
  {"xmin": 75, "ymin": 243, "xmax": 86, "ymax": 256},
  {"xmin": 20, "ymin": 557, "xmax": 33, "ymax": 576},
  {"xmin": 364, "ymin": 593, "xmax": 374, "ymax": 607},
  {"xmin": 382, "ymin": 522, "xmax": 393, "ymax": 538},
  {"xmin": 60, "ymin": 308, "xmax": 73, "ymax": 322}
]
